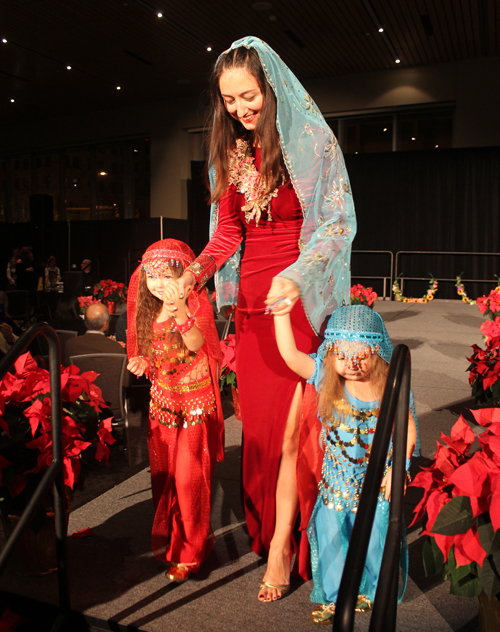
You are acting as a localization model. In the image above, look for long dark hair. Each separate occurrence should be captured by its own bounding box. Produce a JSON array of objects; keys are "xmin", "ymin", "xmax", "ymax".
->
[{"xmin": 208, "ymin": 46, "xmax": 286, "ymax": 203}]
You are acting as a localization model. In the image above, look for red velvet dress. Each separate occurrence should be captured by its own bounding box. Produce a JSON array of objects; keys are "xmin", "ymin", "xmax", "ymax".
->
[{"xmin": 201, "ymin": 150, "xmax": 321, "ymax": 574}]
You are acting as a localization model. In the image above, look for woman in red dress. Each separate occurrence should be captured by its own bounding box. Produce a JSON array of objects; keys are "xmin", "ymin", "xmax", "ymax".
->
[
  {"xmin": 177, "ymin": 37, "xmax": 356, "ymax": 601},
  {"xmin": 127, "ymin": 239, "xmax": 224, "ymax": 583}
]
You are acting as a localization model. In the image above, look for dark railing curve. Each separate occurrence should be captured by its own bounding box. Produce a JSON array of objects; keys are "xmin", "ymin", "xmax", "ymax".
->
[
  {"xmin": 333, "ymin": 344, "xmax": 410, "ymax": 632},
  {"xmin": 0, "ymin": 324, "xmax": 70, "ymax": 614}
]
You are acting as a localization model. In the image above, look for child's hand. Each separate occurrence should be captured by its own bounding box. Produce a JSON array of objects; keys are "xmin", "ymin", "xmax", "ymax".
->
[
  {"xmin": 127, "ymin": 356, "xmax": 148, "ymax": 376},
  {"xmin": 381, "ymin": 468, "xmax": 393, "ymax": 501},
  {"xmin": 163, "ymin": 279, "xmax": 188, "ymax": 317}
]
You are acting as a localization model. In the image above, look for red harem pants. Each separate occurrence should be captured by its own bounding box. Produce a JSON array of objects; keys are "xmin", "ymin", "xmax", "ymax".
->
[{"xmin": 147, "ymin": 412, "xmax": 217, "ymax": 571}]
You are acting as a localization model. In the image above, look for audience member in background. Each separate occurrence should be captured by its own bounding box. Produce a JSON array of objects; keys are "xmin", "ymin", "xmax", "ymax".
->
[
  {"xmin": 16, "ymin": 246, "xmax": 39, "ymax": 312},
  {"xmin": 64, "ymin": 302, "xmax": 126, "ymax": 365},
  {"xmin": 0, "ymin": 322, "xmax": 17, "ymax": 355},
  {"xmin": 47, "ymin": 294, "xmax": 87, "ymax": 336},
  {"xmin": 45, "ymin": 256, "xmax": 61, "ymax": 291},
  {"xmin": 0, "ymin": 292, "xmax": 23, "ymax": 336},
  {"xmin": 115, "ymin": 309, "xmax": 127, "ymax": 346},
  {"xmin": 6, "ymin": 255, "xmax": 17, "ymax": 289},
  {"xmin": 81, "ymin": 258, "xmax": 98, "ymax": 291}
]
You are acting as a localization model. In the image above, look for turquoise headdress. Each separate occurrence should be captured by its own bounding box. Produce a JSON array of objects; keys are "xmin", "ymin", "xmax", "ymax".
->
[
  {"xmin": 314, "ymin": 305, "xmax": 420, "ymax": 455},
  {"xmin": 209, "ymin": 36, "xmax": 356, "ymax": 334}
]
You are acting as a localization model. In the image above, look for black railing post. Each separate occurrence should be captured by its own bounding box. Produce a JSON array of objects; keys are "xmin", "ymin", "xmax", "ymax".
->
[
  {"xmin": 0, "ymin": 324, "xmax": 70, "ymax": 614},
  {"xmin": 333, "ymin": 344, "xmax": 410, "ymax": 632}
]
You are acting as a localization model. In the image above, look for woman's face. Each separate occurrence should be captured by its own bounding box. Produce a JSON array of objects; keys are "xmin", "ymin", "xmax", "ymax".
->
[
  {"xmin": 146, "ymin": 273, "xmax": 174, "ymax": 301},
  {"xmin": 219, "ymin": 67, "xmax": 264, "ymax": 131}
]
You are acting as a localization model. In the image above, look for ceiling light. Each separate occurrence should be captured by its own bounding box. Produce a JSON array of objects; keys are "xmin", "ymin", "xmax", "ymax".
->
[
  {"xmin": 10, "ymin": 98, "xmax": 14, "ymax": 103},
  {"xmin": 411, "ymin": 137, "xmax": 416, "ymax": 141},
  {"xmin": 133, "ymin": 149, "xmax": 138, "ymax": 153},
  {"xmin": 378, "ymin": 28, "xmax": 384, "ymax": 33},
  {"xmin": 395, "ymin": 58, "xmax": 401, "ymax": 63},
  {"xmin": 116, "ymin": 85, "xmax": 121, "ymax": 90},
  {"xmin": 2, "ymin": 38, "xmax": 7, "ymax": 44},
  {"xmin": 157, "ymin": 12, "xmax": 162, "ymax": 18},
  {"xmin": 66, "ymin": 65, "xmax": 72, "ymax": 70},
  {"xmin": 207, "ymin": 46, "xmax": 212, "ymax": 52},
  {"xmin": 435, "ymin": 144, "xmax": 439, "ymax": 148},
  {"xmin": 383, "ymin": 128, "xmax": 387, "ymax": 132},
  {"xmin": 99, "ymin": 171, "xmax": 107, "ymax": 176}
]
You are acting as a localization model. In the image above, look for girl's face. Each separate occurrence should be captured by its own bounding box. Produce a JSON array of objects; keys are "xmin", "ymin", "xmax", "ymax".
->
[
  {"xmin": 146, "ymin": 272, "xmax": 174, "ymax": 301},
  {"xmin": 333, "ymin": 354, "xmax": 374, "ymax": 382},
  {"xmin": 219, "ymin": 67, "xmax": 264, "ymax": 130}
]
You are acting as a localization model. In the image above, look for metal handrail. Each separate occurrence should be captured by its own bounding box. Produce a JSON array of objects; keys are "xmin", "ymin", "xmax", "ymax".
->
[
  {"xmin": 394, "ymin": 250, "xmax": 500, "ymax": 294},
  {"xmin": 0, "ymin": 324, "xmax": 70, "ymax": 615},
  {"xmin": 333, "ymin": 344, "xmax": 410, "ymax": 632},
  {"xmin": 352, "ymin": 250, "xmax": 394, "ymax": 299}
]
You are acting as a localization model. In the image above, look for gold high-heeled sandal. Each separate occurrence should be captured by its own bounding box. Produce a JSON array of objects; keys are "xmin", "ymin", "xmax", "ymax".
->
[
  {"xmin": 165, "ymin": 562, "xmax": 191, "ymax": 583},
  {"xmin": 258, "ymin": 581, "xmax": 290, "ymax": 601}
]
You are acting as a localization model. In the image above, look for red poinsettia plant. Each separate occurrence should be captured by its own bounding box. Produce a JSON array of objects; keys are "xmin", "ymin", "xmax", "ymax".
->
[
  {"xmin": 93, "ymin": 279, "xmax": 127, "ymax": 304},
  {"xmin": 0, "ymin": 352, "xmax": 115, "ymax": 519},
  {"xmin": 77, "ymin": 295, "xmax": 101, "ymax": 315},
  {"xmin": 467, "ymin": 286, "xmax": 500, "ymax": 405},
  {"xmin": 219, "ymin": 334, "xmax": 237, "ymax": 391},
  {"xmin": 410, "ymin": 409, "xmax": 500, "ymax": 600},
  {"xmin": 350, "ymin": 284, "xmax": 377, "ymax": 308}
]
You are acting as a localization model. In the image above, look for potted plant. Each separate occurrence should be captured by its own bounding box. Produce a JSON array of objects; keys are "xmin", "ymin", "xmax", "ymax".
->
[
  {"xmin": 467, "ymin": 286, "xmax": 500, "ymax": 406},
  {"xmin": 0, "ymin": 351, "xmax": 115, "ymax": 574},
  {"xmin": 410, "ymin": 409, "xmax": 500, "ymax": 630},
  {"xmin": 350, "ymin": 283, "xmax": 377, "ymax": 308},
  {"xmin": 92, "ymin": 279, "xmax": 127, "ymax": 314},
  {"xmin": 219, "ymin": 334, "xmax": 240, "ymax": 419},
  {"xmin": 77, "ymin": 295, "xmax": 101, "ymax": 315}
]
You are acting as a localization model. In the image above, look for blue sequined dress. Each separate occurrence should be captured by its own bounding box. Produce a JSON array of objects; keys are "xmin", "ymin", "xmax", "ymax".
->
[{"xmin": 307, "ymin": 367, "xmax": 408, "ymax": 606}]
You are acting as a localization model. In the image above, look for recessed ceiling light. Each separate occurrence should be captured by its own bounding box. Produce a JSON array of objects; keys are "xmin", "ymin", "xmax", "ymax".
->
[
  {"xmin": 157, "ymin": 12, "xmax": 162, "ymax": 18},
  {"xmin": 435, "ymin": 144, "xmax": 439, "ymax": 148},
  {"xmin": 116, "ymin": 85, "xmax": 121, "ymax": 90},
  {"xmin": 99, "ymin": 171, "xmax": 107, "ymax": 176},
  {"xmin": 378, "ymin": 28, "xmax": 384, "ymax": 33},
  {"xmin": 395, "ymin": 58, "xmax": 401, "ymax": 63},
  {"xmin": 66, "ymin": 65, "xmax": 72, "ymax": 70},
  {"xmin": 2, "ymin": 38, "xmax": 7, "ymax": 44},
  {"xmin": 411, "ymin": 137, "xmax": 416, "ymax": 141},
  {"xmin": 207, "ymin": 46, "xmax": 212, "ymax": 52},
  {"xmin": 383, "ymin": 128, "xmax": 387, "ymax": 132},
  {"xmin": 10, "ymin": 98, "xmax": 14, "ymax": 103}
]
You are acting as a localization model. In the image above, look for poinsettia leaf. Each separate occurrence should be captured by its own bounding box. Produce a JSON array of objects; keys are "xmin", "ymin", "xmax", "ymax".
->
[
  {"xmin": 449, "ymin": 572, "xmax": 481, "ymax": 598},
  {"xmin": 431, "ymin": 496, "xmax": 473, "ymax": 535},
  {"xmin": 478, "ymin": 556, "xmax": 500, "ymax": 599},
  {"xmin": 477, "ymin": 515, "xmax": 496, "ymax": 555},
  {"xmin": 449, "ymin": 560, "xmax": 473, "ymax": 583},
  {"xmin": 423, "ymin": 537, "xmax": 444, "ymax": 577}
]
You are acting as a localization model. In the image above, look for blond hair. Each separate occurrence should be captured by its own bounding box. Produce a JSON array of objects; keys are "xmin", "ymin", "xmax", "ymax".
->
[{"xmin": 318, "ymin": 351, "xmax": 389, "ymax": 419}]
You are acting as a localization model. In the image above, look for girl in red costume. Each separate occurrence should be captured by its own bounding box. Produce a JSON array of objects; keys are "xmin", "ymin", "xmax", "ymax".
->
[{"xmin": 127, "ymin": 239, "xmax": 224, "ymax": 583}]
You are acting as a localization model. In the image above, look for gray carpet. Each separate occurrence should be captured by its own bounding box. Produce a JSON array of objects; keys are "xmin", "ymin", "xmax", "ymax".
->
[{"xmin": 0, "ymin": 300, "xmax": 485, "ymax": 631}]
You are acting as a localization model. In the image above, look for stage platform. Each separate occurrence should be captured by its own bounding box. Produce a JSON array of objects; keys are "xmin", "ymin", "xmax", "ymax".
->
[{"xmin": 0, "ymin": 299, "xmax": 486, "ymax": 631}]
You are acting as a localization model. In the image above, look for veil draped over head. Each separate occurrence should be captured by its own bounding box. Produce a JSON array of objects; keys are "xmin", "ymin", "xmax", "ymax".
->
[
  {"xmin": 209, "ymin": 36, "xmax": 357, "ymax": 334},
  {"xmin": 127, "ymin": 238, "xmax": 222, "ymax": 368}
]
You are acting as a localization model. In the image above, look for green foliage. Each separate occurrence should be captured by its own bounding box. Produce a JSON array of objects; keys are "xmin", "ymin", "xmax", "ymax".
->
[{"xmin": 431, "ymin": 496, "xmax": 473, "ymax": 535}]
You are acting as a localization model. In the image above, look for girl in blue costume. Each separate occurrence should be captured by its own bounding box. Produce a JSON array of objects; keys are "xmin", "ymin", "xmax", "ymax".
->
[{"xmin": 273, "ymin": 304, "xmax": 417, "ymax": 624}]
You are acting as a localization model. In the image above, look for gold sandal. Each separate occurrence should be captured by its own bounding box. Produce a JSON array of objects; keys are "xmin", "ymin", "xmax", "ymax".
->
[
  {"xmin": 165, "ymin": 562, "xmax": 191, "ymax": 583},
  {"xmin": 311, "ymin": 603, "xmax": 336, "ymax": 624},
  {"xmin": 258, "ymin": 581, "xmax": 290, "ymax": 601}
]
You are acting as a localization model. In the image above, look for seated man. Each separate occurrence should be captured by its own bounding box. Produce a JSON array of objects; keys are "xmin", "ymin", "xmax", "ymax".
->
[{"xmin": 64, "ymin": 302, "xmax": 126, "ymax": 365}]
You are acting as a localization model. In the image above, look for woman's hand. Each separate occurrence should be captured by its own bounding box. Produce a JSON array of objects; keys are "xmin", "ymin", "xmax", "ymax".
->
[
  {"xmin": 127, "ymin": 356, "xmax": 148, "ymax": 376},
  {"xmin": 380, "ymin": 469, "xmax": 392, "ymax": 501},
  {"xmin": 265, "ymin": 277, "xmax": 300, "ymax": 316},
  {"xmin": 176, "ymin": 271, "xmax": 196, "ymax": 300}
]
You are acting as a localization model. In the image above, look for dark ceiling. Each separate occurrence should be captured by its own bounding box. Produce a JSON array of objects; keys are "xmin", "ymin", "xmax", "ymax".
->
[{"xmin": 1, "ymin": 0, "xmax": 498, "ymax": 126}]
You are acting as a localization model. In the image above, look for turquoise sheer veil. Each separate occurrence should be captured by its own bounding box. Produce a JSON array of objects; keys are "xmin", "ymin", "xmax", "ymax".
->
[
  {"xmin": 209, "ymin": 36, "xmax": 356, "ymax": 334},
  {"xmin": 313, "ymin": 305, "xmax": 420, "ymax": 456}
]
